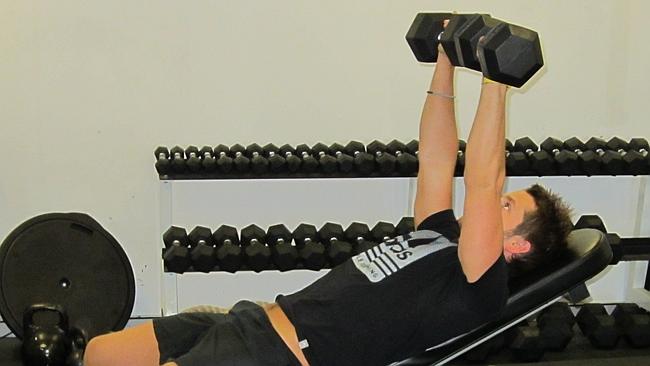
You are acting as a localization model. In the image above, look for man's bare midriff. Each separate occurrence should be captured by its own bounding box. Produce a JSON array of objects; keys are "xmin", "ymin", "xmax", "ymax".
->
[{"xmin": 263, "ymin": 303, "xmax": 310, "ymax": 366}]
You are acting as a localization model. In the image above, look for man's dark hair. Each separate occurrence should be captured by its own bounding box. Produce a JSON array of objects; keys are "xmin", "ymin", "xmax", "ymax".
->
[{"xmin": 508, "ymin": 184, "xmax": 573, "ymax": 277}]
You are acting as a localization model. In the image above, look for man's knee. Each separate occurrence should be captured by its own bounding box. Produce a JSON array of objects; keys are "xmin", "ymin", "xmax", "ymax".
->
[{"xmin": 83, "ymin": 335, "xmax": 112, "ymax": 366}]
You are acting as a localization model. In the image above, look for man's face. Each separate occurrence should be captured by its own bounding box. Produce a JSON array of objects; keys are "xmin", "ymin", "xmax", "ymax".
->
[{"xmin": 501, "ymin": 190, "xmax": 537, "ymax": 261}]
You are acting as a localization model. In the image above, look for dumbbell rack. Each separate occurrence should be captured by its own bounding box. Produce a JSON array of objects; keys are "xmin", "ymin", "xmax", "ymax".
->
[{"xmin": 158, "ymin": 176, "xmax": 650, "ymax": 316}]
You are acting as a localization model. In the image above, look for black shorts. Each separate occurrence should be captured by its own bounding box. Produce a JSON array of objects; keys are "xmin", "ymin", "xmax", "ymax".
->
[{"xmin": 152, "ymin": 301, "xmax": 302, "ymax": 366}]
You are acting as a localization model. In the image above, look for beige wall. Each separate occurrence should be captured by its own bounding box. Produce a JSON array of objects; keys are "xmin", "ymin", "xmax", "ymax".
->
[{"xmin": 1, "ymin": 0, "xmax": 648, "ymax": 315}]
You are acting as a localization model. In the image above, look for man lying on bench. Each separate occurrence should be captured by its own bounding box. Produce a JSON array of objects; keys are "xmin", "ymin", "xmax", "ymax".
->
[{"xmin": 83, "ymin": 32, "xmax": 573, "ymax": 366}]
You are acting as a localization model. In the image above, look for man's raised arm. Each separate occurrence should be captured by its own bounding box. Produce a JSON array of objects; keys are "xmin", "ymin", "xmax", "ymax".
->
[
  {"xmin": 458, "ymin": 79, "xmax": 508, "ymax": 283},
  {"xmin": 414, "ymin": 41, "xmax": 459, "ymax": 227}
]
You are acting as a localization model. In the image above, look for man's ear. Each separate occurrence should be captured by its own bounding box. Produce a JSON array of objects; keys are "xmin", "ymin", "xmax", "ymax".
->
[{"xmin": 506, "ymin": 235, "xmax": 531, "ymax": 254}]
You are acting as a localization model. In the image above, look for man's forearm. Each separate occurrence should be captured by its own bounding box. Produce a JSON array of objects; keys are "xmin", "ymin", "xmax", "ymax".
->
[
  {"xmin": 418, "ymin": 56, "xmax": 458, "ymax": 172},
  {"xmin": 464, "ymin": 82, "xmax": 507, "ymax": 189}
]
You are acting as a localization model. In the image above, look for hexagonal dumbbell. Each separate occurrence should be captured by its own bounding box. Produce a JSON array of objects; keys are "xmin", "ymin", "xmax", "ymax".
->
[
  {"xmin": 514, "ymin": 137, "xmax": 554, "ymax": 175},
  {"xmin": 170, "ymin": 146, "xmax": 186, "ymax": 173},
  {"xmin": 292, "ymin": 224, "xmax": 327, "ymax": 271},
  {"xmin": 240, "ymin": 224, "xmax": 272, "ymax": 272},
  {"xmin": 371, "ymin": 221, "xmax": 397, "ymax": 243},
  {"xmin": 279, "ymin": 144, "xmax": 302, "ymax": 173},
  {"xmin": 328, "ymin": 143, "xmax": 354, "ymax": 173},
  {"xmin": 344, "ymin": 222, "xmax": 377, "ymax": 254},
  {"xmin": 230, "ymin": 144, "xmax": 250, "ymax": 173},
  {"xmin": 295, "ymin": 144, "xmax": 319, "ymax": 173},
  {"xmin": 505, "ymin": 139, "xmax": 530, "ymax": 176},
  {"xmin": 318, "ymin": 223, "xmax": 354, "ymax": 267},
  {"xmin": 199, "ymin": 146, "xmax": 217, "ymax": 173},
  {"xmin": 540, "ymin": 137, "xmax": 580, "ymax": 176},
  {"xmin": 405, "ymin": 12, "xmax": 455, "ymax": 64},
  {"xmin": 628, "ymin": 138, "xmax": 650, "ymax": 175},
  {"xmin": 185, "ymin": 146, "xmax": 202, "ymax": 173},
  {"xmin": 246, "ymin": 143, "xmax": 269, "ymax": 175},
  {"xmin": 266, "ymin": 224, "xmax": 299, "ymax": 271},
  {"xmin": 536, "ymin": 302, "xmax": 575, "ymax": 351},
  {"xmin": 585, "ymin": 137, "xmax": 625, "ymax": 176},
  {"xmin": 386, "ymin": 140, "xmax": 418, "ymax": 176},
  {"xmin": 454, "ymin": 14, "xmax": 502, "ymax": 72},
  {"xmin": 212, "ymin": 225, "xmax": 242, "ymax": 273},
  {"xmin": 189, "ymin": 226, "xmax": 216, "ymax": 273},
  {"xmin": 507, "ymin": 322, "xmax": 545, "ymax": 362},
  {"xmin": 606, "ymin": 137, "xmax": 648, "ymax": 176},
  {"xmin": 612, "ymin": 303, "xmax": 650, "ymax": 348},
  {"xmin": 477, "ymin": 18, "xmax": 544, "ymax": 88},
  {"xmin": 312, "ymin": 143, "xmax": 338, "ymax": 175},
  {"xmin": 163, "ymin": 226, "xmax": 192, "ymax": 274},
  {"xmin": 345, "ymin": 141, "xmax": 375, "ymax": 175},
  {"xmin": 214, "ymin": 144, "xmax": 234, "ymax": 174},
  {"xmin": 406, "ymin": 140, "xmax": 419, "ymax": 164},
  {"xmin": 576, "ymin": 303, "xmax": 621, "ymax": 349},
  {"xmin": 563, "ymin": 137, "xmax": 601, "ymax": 176},
  {"xmin": 367, "ymin": 140, "xmax": 396, "ymax": 175},
  {"xmin": 154, "ymin": 147, "xmax": 170, "ymax": 175},
  {"xmin": 262, "ymin": 143, "xmax": 287, "ymax": 174},
  {"xmin": 396, "ymin": 217, "xmax": 415, "ymax": 236}
]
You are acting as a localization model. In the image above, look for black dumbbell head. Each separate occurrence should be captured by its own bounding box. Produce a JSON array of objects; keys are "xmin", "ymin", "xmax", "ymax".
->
[
  {"xmin": 612, "ymin": 303, "xmax": 650, "ymax": 348},
  {"xmin": 576, "ymin": 304, "xmax": 621, "ymax": 349},
  {"xmin": 508, "ymin": 325, "xmax": 545, "ymax": 362},
  {"xmin": 406, "ymin": 139, "xmax": 419, "ymax": 155},
  {"xmin": 312, "ymin": 142, "xmax": 337, "ymax": 174},
  {"xmin": 262, "ymin": 143, "xmax": 287, "ymax": 173},
  {"xmin": 189, "ymin": 228, "xmax": 216, "ymax": 273},
  {"xmin": 371, "ymin": 222, "xmax": 396, "ymax": 242},
  {"xmin": 292, "ymin": 224, "xmax": 318, "ymax": 245},
  {"xmin": 188, "ymin": 226, "xmax": 213, "ymax": 246},
  {"xmin": 329, "ymin": 143, "xmax": 354, "ymax": 173},
  {"xmin": 454, "ymin": 14, "xmax": 500, "ymax": 71},
  {"xmin": 345, "ymin": 141, "xmax": 375, "ymax": 174},
  {"xmin": 564, "ymin": 137, "xmax": 601, "ymax": 175},
  {"xmin": 155, "ymin": 146, "xmax": 171, "ymax": 174},
  {"xmin": 629, "ymin": 138, "xmax": 649, "ymax": 153},
  {"xmin": 199, "ymin": 146, "xmax": 217, "ymax": 172},
  {"xmin": 344, "ymin": 222, "xmax": 371, "ymax": 243},
  {"xmin": 267, "ymin": 224, "xmax": 292, "ymax": 244},
  {"xmin": 396, "ymin": 217, "xmax": 415, "ymax": 235},
  {"xmin": 405, "ymin": 13, "xmax": 453, "ymax": 63},
  {"xmin": 318, "ymin": 222, "xmax": 345, "ymax": 242},
  {"xmin": 606, "ymin": 137, "xmax": 629, "ymax": 152},
  {"xmin": 586, "ymin": 137, "xmax": 625, "ymax": 175},
  {"xmin": 212, "ymin": 225, "xmax": 240, "ymax": 245},
  {"xmin": 231, "ymin": 144, "xmax": 250, "ymax": 173},
  {"xmin": 478, "ymin": 21, "xmax": 544, "ymax": 88},
  {"xmin": 213, "ymin": 225, "xmax": 242, "ymax": 273},
  {"xmin": 318, "ymin": 223, "xmax": 352, "ymax": 267},
  {"xmin": 296, "ymin": 144, "xmax": 319, "ymax": 173},
  {"xmin": 163, "ymin": 226, "xmax": 189, "ymax": 248},
  {"xmin": 514, "ymin": 137, "xmax": 538, "ymax": 152},
  {"xmin": 293, "ymin": 223, "xmax": 326, "ymax": 270},
  {"xmin": 573, "ymin": 215, "xmax": 607, "ymax": 233},
  {"xmin": 541, "ymin": 137, "xmax": 579, "ymax": 175},
  {"xmin": 279, "ymin": 144, "xmax": 302, "ymax": 173},
  {"xmin": 387, "ymin": 140, "xmax": 418, "ymax": 175},
  {"xmin": 155, "ymin": 146, "xmax": 170, "ymax": 159},
  {"xmin": 438, "ymin": 14, "xmax": 474, "ymax": 66},
  {"xmin": 241, "ymin": 224, "xmax": 266, "ymax": 245}
]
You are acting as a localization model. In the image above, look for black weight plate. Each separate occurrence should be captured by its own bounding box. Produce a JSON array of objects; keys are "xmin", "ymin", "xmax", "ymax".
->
[{"xmin": 0, "ymin": 213, "xmax": 135, "ymax": 340}]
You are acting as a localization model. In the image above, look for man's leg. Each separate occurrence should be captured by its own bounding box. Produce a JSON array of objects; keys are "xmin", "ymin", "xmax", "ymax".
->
[{"xmin": 84, "ymin": 322, "xmax": 161, "ymax": 366}]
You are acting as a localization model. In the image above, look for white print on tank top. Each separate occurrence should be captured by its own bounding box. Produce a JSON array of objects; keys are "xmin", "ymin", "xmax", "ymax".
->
[{"xmin": 352, "ymin": 230, "xmax": 457, "ymax": 283}]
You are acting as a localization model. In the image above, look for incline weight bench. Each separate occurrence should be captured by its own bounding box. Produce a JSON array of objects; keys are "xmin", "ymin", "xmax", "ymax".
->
[{"xmin": 395, "ymin": 228, "xmax": 613, "ymax": 365}]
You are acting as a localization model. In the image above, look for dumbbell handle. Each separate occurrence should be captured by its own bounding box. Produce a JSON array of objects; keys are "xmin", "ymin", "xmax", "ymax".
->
[
  {"xmin": 173, "ymin": 152, "xmax": 183, "ymax": 159},
  {"xmin": 157, "ymin": 153, "xmax": 168, "ymax": 160},
  {"xmin": 218, "ymin": 152, "xmax": 229, "ymax": 159},
  {"xmin": 202, "ymin": 152, "xmax": 213, "ymax": 159},
  {"xmin": 188, "ymin": 152, "xmax": 198, "ymax": 158}
]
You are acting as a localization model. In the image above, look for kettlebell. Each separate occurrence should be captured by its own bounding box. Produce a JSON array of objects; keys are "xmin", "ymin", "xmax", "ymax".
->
[{"xmin": 22, "ymin": 304, "xmax": 70, "ymax": 366}]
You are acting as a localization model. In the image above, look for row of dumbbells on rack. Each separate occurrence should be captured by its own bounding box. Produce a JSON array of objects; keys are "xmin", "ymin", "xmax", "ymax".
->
[
  {"xmin": 162, "ymin": 218, "xmax": 414, "ymax": 274},
  {"xmin": 155, "ymin": 137, "xmax": 650, "ymax": 178},
  {"xmin": 464, "ymin": 302, "xmax": 650, "ymax": 363}
]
